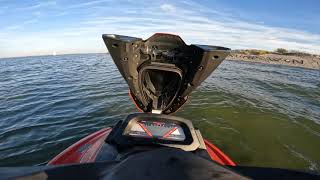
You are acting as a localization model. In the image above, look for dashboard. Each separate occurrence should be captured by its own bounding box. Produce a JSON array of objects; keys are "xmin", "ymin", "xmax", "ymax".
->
[
  {"xmin": 107, "ymin": 113, "xmax": 205, "ymax": 151},
  {"xmin": 125, "ymin": 119, "xmax": 186, "ymax": 141}
]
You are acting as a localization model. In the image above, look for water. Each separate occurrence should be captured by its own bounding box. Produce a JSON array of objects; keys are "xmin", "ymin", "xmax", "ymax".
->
[{"xmin": 0, "ymin": 54, "xmax": 319, "ymax": 171}]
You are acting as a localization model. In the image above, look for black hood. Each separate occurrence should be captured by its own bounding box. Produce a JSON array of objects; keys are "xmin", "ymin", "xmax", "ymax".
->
[
  {"xmin": 102, "ymin": 33, "xmax": 230, "ymax": 114},
  {"xmin": 1, "ymin": 148, "xmax": 318, "ymax": 180}
]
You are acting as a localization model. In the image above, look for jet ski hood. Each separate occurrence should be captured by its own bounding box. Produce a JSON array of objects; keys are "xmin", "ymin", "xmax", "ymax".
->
[{"xmin": 102, "ymin": 33, "xmax": 230, "ymax": 114}]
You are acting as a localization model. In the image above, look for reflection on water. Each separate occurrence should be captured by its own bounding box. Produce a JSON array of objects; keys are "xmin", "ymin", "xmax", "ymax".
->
[{"xmin": 0, "ymin": 54, "xmax": 319, "ymax": 171}]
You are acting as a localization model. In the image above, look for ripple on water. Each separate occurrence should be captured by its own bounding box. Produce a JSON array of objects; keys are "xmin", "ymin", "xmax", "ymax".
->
[{"xmin": 0, "ymin": 54, "xmax": 319, "ymax": 171}]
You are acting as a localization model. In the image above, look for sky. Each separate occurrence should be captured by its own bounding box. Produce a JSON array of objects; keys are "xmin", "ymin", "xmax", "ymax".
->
[{"xmin": 0, "ymin": 0, "xmax": 320, "ymax": 58}]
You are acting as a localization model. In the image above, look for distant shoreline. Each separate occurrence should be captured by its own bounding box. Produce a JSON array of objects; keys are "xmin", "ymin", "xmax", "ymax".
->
[
  {"xmin": 1, "ymin": 52, "xmax": 319, "ymax": 70},
  {"xmin": 227, "ymin": 52, "xmax": 320, "ymax": 70},
  {"xmin": 0, "ymin": 52, "xmax": 108, "ymax": 60}
]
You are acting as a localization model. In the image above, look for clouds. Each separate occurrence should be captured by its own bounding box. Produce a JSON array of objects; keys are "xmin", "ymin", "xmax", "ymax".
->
[
  {"xmin": 160, "ymin": 4, "xmax": 176, "ymax": 13},
  {"xmin": 70, "ymin": 0, "xmax": 111, "ymax": 8},
  {"xmin": 16, "ymin": 1, "xmax": 57, "ymax": 11},
  {"xmin": 0, "ymin": 0, "xmax": 319, "ymax": 58}
]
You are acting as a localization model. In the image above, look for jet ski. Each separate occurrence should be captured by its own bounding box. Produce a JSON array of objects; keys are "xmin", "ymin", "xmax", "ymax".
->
[
  {"xmin": 46, "ymin": 33, "xmax": 235, "ymax": 166},
  {"xmin": 0, "ymin": 33, "xmax": 318, "ymax": 180}
]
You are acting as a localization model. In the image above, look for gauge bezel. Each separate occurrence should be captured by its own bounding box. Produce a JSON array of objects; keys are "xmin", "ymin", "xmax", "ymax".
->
[
  {"xmin": 123, "ymin": 116, "xmax": 192, "ymax": 144},
  {"xmin": 106, "ymin": 113, "xmax": 203, "ymax": 151}
]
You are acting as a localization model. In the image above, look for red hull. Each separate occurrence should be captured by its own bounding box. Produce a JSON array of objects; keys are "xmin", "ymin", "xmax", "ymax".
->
[{"xmin": 48, "ymin": 128, "xmax": 236, "ymax": 166}]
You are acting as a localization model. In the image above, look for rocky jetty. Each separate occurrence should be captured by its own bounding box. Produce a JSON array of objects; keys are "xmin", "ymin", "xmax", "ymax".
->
[{"xmin": 228, "ymin": 52, "xmax": 320, "ymax": 70}]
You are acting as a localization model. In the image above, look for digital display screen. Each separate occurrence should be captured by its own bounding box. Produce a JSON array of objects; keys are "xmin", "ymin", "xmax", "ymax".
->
[{"xmin": 126, "ymin": 120, "xmax": 186, "ymax": 141}]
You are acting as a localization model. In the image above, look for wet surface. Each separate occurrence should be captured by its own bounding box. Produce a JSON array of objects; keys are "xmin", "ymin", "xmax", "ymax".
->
[{"xmin": 0, "ymin": 54, "xmax": 319, "ymax": 171}]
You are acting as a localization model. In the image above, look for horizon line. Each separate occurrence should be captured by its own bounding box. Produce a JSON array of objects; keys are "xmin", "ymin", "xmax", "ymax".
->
[
  {"xmin": 0, "ymin": 52, "xmax": 110, "ymax": 60},
  {"xmin": 1, "ymin": 48, "xmax": 320, "ymax": 59}
]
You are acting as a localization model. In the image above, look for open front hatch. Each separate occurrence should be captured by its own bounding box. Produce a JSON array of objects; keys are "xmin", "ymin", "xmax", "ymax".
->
[{"xmin": 102, "ymin": 33, "xmax": 230, "ymax": 114}]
